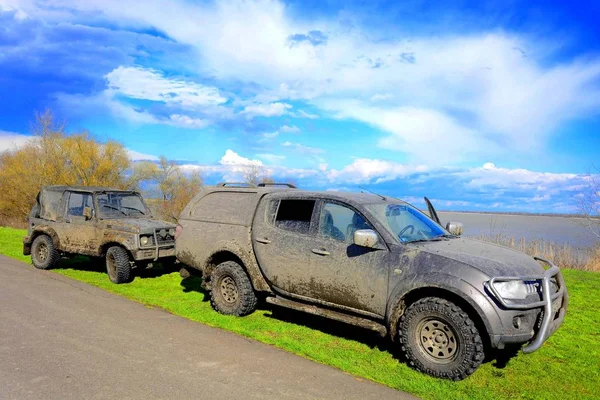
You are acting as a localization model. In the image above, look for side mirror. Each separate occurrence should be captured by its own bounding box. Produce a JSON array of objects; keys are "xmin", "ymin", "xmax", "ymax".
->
[
  {"xmin": 354, "ymin": 229, "xmax": 379, "ymax": 248},
  {"xmin": 445, "ymin": 221, "xmax": 463, "ymax": 236},
  {"xmin": 83, "ymin": 207, "xmax": 93, "ymax": 220}
]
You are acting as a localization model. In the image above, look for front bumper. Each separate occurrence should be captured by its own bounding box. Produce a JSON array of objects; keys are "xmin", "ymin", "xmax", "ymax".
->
[
  {"xmin": 133, "ymin": 246, "xmax": 175, "ymax": 261},
  {"xmin": 486, "ymin": 257, "xmax": 568, "ymax": 353},
  {"xmin": 23, "ymin": 236, "xmax": 32, "ymax": 256}
]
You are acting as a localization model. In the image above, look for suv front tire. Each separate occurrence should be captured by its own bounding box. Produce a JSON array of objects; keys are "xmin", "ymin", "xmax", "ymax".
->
[
  {"xmin": 398, "ymin": 297, "xmax": 484, "ymax": 380},
  {"xmin": 106, "ymin": 246, "xmax": 133, "ymax": 284}
]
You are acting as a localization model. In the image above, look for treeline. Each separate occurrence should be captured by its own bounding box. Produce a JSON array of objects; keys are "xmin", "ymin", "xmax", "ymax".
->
[{"xmin": 0, "ymin": 111, "xmax": 202, "ymax": 226}]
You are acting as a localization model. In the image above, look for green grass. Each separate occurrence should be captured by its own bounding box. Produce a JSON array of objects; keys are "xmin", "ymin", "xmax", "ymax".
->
[{"xmin": 1, "ymin": 226, "xmax": 599, "ymax": 399}]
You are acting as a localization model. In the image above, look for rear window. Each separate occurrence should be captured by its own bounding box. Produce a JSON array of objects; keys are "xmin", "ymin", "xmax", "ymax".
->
[
  {"xmin": 191, "ymin": 192, "xmax": 258, "ymax": 225},
  {"xmin": 274, "ymin": 199, "xmax": 315, "ymax": 234}
]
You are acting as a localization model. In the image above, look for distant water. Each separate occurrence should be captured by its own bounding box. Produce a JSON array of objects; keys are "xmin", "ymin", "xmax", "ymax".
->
[{"xmin": 439, "ymin": 212, "xmax": 598, "ymax": 249}]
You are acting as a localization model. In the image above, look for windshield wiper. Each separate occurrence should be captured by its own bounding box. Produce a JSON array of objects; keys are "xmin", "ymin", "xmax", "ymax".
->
[
  {"xmin": 405, "ymin": 236, "xmax": 448, "ymax": 243},
  {"xmin": 101, "ymin": 205, "xmax": 127, "ymax": 215},
  {"xmin": 121, "ymin": 206, "xmax": 146, "ymax": 215}
]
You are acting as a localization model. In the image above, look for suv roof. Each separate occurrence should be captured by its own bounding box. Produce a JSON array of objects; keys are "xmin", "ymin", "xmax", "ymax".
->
[{"xmin": 42, "ymin": 185, "xmax": 132, "ymax": 193}]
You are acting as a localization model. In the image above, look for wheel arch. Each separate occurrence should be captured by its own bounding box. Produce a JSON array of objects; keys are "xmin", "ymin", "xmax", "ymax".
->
[
  {"xmin": 31, "ymin": 227, "xmax": 61, "ymax": 250},
  {"xmin": 203, "ymin": 247, "xmax": 271, "ymax": 292},
  {"xmin": 387, "ymin": 277, "xmax": 497, "ymax": 353},
  {"xmin": 100, "ymin": 241, "xmax": 134, "ymax": 259}
]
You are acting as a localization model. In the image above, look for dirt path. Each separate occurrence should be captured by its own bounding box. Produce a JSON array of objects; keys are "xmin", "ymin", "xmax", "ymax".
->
[{"xmin": 0, "ymin": 255, "xmax": 416, "ymax": 400}]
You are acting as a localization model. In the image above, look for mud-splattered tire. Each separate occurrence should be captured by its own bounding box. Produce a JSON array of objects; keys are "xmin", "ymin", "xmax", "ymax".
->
[
  {"xmin": 210, "ymin": 261, "xmax": 257, "ymax": 316},
  {"xmin": 105, "ymin": 246, "xmax": 133, "ymax": 284},
  {"xmin": 398, "ymin": 297, "xmax": 484, "ymax": 380},
  {"xmin": 31, "ymin": 234, "xmax": 60, "ymax": 270}
]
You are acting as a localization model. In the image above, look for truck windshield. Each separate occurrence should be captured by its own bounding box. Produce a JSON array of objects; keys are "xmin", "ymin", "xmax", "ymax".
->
[
  {"xmin": 96, "ymin": 192, "xmax": 149, "ymax": 218},
  {"xmin": 366, "ymin": 203, "xmax": 448, "ymax": 243}
]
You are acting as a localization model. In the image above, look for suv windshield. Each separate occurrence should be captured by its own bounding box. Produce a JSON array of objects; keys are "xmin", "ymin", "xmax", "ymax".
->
[
  {"xmin": 366, "ymin": 203, "xmax": 448, "ymax": 243},
  {"xmin": 97, "ymin": 192, "xmax": 149, "ymax": 218}
]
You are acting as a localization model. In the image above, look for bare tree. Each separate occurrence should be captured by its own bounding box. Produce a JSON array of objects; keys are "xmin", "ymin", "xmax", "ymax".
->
[
  {"xmin": 241, "ymin": 162, "xmax": 267, "ymax": 186},
  {"xmin": 577, "ymin": 167, "xmax": 600, "ymax": 240},
  {"xmin": 132, "ymin": 156, "xmax": 203, "ymax": 222}
]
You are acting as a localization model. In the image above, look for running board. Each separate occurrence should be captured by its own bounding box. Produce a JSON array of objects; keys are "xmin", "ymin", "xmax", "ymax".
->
[{"xmin": 266, "ymin": 296, "xmax": 388, "ymax": 336}]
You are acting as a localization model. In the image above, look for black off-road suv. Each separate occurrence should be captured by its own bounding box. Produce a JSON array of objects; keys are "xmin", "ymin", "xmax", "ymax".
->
[{"xmin": 23, "ymin": 186, "xmax": 177, "ymax": 283}]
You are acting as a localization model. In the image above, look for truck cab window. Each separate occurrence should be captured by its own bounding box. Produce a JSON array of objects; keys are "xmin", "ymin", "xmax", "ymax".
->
[
  {"xmin": 274, "ymin": 199, "xmax": 315, "ymax": 234},
  {"xmin": 320, "ymin": 202, "xmax": 372, "ymax": 242}
]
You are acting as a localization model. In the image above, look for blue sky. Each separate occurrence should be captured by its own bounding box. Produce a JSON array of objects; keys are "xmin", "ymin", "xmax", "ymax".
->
[{"xmin": 1, "ymin": 0, "xmax": 599, "ymax": 213}]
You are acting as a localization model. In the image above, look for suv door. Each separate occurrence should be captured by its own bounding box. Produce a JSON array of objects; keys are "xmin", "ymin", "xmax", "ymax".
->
[
  {"xmin": 62, "ymin": 191, "xmax": 100, "ymax": 255},
  {"xmin": 306, "ymin": 200, "xmax": 391, "ymax": 316},
  {"xmin": 252, "ymin": 197, "xmax": 318, "ymax": 297}
]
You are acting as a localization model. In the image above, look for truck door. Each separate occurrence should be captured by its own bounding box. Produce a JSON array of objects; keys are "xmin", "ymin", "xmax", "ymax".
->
[
  {"xmin": 252, "ymin": 197, "xmax": 318, "ymax": 297},
  {"xmin": 63, "ymin": 191, "xmax": 100, "ymax": 255},
  {"xmin": 306, "ymin": 200, "xmax": 390, "ymax": 316}
]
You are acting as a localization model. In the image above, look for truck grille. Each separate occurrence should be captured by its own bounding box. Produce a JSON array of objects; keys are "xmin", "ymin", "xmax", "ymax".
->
[{"xmin": 155, "ymin": 228, "xmax": 174, "ymax": 245}]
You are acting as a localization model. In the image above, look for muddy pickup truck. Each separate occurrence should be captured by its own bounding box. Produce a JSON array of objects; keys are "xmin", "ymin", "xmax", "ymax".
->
[
  {"xmin": 176, "ymin": 183, "xmax": 568, "ymax": 380},
  {"xmin": 24, "ymin": 185, "xmax": 176, "ymax": 283}
]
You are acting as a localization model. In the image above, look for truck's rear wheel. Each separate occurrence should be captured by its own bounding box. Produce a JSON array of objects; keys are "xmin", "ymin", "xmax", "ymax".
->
[
  {"xmin": 105, "ymin": 246, "xmax": 133, "ymax": 284},
  {"xmin": 398, "ymin": 297, "xmax": 484, "ymax": 380},
  {"xmin": 210, "ymin": 261, "xmax": 257, "ymax": 316},
  {"xmin": 31, "ymin": 234, "xmax": 60, "ymax": 270}
]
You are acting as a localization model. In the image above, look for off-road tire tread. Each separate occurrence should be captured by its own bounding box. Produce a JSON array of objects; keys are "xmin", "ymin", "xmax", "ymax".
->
[
  {"xmin": 31, "ymin": 234, "xmax": 60, "ymax": 270},
  {"xmin": 398, "ymin": 297, "xmax": 484, "ymax": 380},
  {"xmin": 106, "ymin": 246, "xmax": 133, "ymax": 284},
  {"xmin": 210, "ymin": 261, "xmax": 257, "ymax": 316}
]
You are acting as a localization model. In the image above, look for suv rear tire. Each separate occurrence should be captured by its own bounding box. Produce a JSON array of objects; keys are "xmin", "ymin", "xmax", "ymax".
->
[
  {"xmin": 31, "ymin": 234, "xmax": 60, "ymax": 270},
  {"xmin": 398, "ymin": 297, "xmax": 484, "ymax": 380},
  {"xmin": 210, "ymin": 261, "xmax": 257, "ymax": 316},
  {"xmin": 105, "ymin": 246, "xmax": 133, "ymax": 284}
]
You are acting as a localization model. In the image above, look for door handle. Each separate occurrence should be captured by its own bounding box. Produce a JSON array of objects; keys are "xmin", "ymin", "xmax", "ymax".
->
[
  {"xmin": 311, "ymin": 248, "xmax": 330, "ymax": 256},
  {"xmin": 256, "ymin": 238, "xmax": 271, "ymax": 244}
]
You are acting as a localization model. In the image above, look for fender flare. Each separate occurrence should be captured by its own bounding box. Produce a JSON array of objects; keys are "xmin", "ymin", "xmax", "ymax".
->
[
  {"xmin": 386, "ymin": 272, "xmax": 501, "ymax": 346},
  {"xmin": 31, "ymin": 226, "xmax": 62, "ymax": 251},
  {"xmin": 203, "ymin": 241, "xmax": 271, "ymax": 292}
]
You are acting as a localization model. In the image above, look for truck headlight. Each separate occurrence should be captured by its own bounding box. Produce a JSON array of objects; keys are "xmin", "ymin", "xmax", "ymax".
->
[
  {"xmin": 140, "ymin": 236, "xmax": 150, "ymax": 246},
  {"xmin": 493, "ymin": 280, "xmax": 531, "ymax": 300},
  {"xmin": 169, "ymin": 228, "xmax": 175, "ymax": 236}
]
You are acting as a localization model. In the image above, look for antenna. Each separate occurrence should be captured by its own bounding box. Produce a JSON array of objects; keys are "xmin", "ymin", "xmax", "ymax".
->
[{"xmin": 359, "ymin": 186, "xmax": 386, "ymax": 201}]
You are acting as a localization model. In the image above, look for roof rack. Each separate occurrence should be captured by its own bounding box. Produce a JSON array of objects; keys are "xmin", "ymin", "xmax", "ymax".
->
[
  {"xmin": 216, "ymin": 182, "xmax": 257, "ymax": 187},
  {"xmin": 257, "ymin": 183, "xmax": 297, "ymax": 188}
]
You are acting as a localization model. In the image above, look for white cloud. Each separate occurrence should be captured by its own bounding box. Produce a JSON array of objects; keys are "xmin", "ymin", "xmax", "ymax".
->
[
  {"xmin": 280, "ymin": 124, "xmax": 300, "ymax": 133},
  {"xmin": 0, "ymin": 131, "xmax": 34, "ymax": 152},
  {"xmin": 241, "ymin": 102, "xmax": 292, "ymax": 118},
  {"xmin": 168, "ymin": 114, "xmax": 210, "ymax": 129},
  {"xmin": 105, "ymin": 66, "xmax": 227, "ymax": 108},
  {"xmin": 219, "ymin": 149, "xmax": 263, "ymax": 167},
  {"xmin": 281, "ymin": 141, "xmax": 324, "ymax": 155},
  {"xmin": 257, "ymin": 153, "xmax": 286, "ymax": 164},
  {"xmin": 327, "ymin": 158, "xmax": 428, "ymax": 184},
  {"xmin": 13, "ymin": 0, "xmax": 600, "ymax": 162},
  {"xmin": 127, "ymin": 149, "xmax": 159, "ymax": 161}
]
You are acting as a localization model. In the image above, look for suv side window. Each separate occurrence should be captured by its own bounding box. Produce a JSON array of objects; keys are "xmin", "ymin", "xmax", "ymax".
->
[
  {"xmin": 274, "ymin": 199, "xmax": 315, "ymax": 234},
  {"xmin": 67, "ymin": 192, "xmax": 93, "ymax": 217},
  {"xmin": 319, "ymin": 202, "xmax": 372, "ymax": 242}
]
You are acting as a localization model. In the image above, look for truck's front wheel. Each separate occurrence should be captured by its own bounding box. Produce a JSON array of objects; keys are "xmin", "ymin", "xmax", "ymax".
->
[
  {"xmin": 105, "ymin": 246, "xmax": 133, "ymax": 284},
  {"xmin": 210, "ymin": 261, "xmax": 257, "ymax": 316},
  {"xmin": 398, "ymin": 297, "xmax": 484, "ymax": 380}
]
